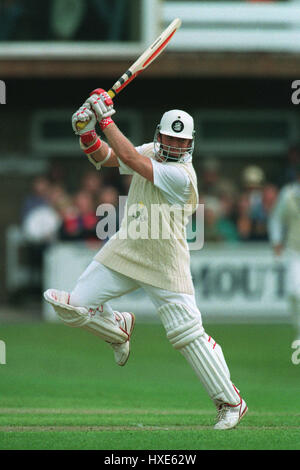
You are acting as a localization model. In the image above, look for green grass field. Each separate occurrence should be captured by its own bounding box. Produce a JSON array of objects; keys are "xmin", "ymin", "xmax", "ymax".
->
[{"xmin": 0, "ymin": 321, "xmax": 299, "ymax": 450}]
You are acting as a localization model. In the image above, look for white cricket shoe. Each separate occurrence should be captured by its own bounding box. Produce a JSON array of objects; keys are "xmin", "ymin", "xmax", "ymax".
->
[
  {"xmin": 109, "ymin": 312, "xmax": 135, "ymax": 366},
  {"xmin": 214, "ymin": 399, "xmax": 248, "ymax": 430}
]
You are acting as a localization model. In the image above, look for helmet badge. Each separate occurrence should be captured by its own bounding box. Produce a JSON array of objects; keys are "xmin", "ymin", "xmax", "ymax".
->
[{"xmin": 171, "ymin": 120, "xmax": 184, "ymax": 133}]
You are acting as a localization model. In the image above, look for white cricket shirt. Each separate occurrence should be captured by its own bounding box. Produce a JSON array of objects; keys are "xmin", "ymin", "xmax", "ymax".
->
[{"xmin": 118, "ymin": 143, "xmax": 191, "ymax": 206}]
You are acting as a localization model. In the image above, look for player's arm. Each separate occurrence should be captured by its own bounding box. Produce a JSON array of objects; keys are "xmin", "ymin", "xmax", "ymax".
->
[
  {"xmin": 87, "ymin": 89, "xmax": 154, "ymax": 182},
  {"xmin": 103, "ymin": 123, "xmax": 153, "ymax": 182},
  {"xmin": 84, "ymin": 138, "xmax": 120, "ymax": 168},
  {"xmin": 71, "ymin": 98, "xmax": 119, "ymax": 169}
]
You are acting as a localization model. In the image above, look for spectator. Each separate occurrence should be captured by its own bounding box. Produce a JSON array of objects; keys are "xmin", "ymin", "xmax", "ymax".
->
[
  {"xmin": 22, "ymin": 176, "xmax": 61, "ymax": 244},
  {"xmin": 235, "ymin": 192, "xmax": 253, "ymax": 241},
  {"xmin": 59, "ymin": 190, "xmax": 99, "ymax": 242},
  {"xmin": 48, "ymin": 161, "xmax": 66, "ymax": 187},
  {"xmin": 239, "ymin": 165, "xmax": 279, "ymax": 241},
  {"xmin": 48, "ymin": 183, "xmax": 72, "ymax": 218},
  {"xmin": 99, "ymin": 185, "xmax": 119, "ymax": 206},
  {"xmin": 218, "ymin": 182, "xmax": 238, "ymax": 226},
  {"xmin": 21, "ymin": 175, "xmax": 52, "ymax": 222},
  {"xmin": 21, "ymin": 175, "xmax": 61, "ymax": 289},
  {"xmin": 242, "ymin": 165, "xmax": 265, "ymax": 206},
  {"xmin": 241, "ymin": 165, "xmax": 265, "ymax": 217},
  {"xmin": 250, "ymin": 183, "xmax": 279, "ymax": 241},
  {"xmin": 80, "ymin": 170, "xmax": 103, "ymax": 203},
  {"xmin": 199, "ymin": 157, "xmax": 220, "ymax": 197},
  {"xmin": 75, "ymin": 190, "xmax": 99, "ymax": 237},
  {"xmin": 203, "ymin": 196, "xmax": 239, "ymax": 243},
  {"xmin": 198, "ymin": 156, "xmax": 238, "ymax": 199}
]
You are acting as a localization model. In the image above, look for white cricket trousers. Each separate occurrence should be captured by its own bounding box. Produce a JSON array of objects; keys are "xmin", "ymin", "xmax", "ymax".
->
[
  {"xmin": 70, "ymin": 260, "xmax": 202, "ymax": 323},
  {"xmin": 69, "ymin": 260, "xmax": 236, "ymax": 403}
]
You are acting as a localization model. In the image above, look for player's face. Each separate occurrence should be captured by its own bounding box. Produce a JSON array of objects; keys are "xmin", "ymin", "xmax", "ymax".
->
[{"xmin": 158, "ymin": 134, "xmax": 192, "ymax": 160}]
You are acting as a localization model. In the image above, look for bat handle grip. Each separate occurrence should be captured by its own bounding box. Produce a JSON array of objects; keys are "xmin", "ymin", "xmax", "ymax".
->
[
  {"xmin": 107, "ymin": 88, "xmax": 116, "ymax": 98},
  {"xmin": 76, "ymin": 88, "xmax": 116, "ymax": 131}
]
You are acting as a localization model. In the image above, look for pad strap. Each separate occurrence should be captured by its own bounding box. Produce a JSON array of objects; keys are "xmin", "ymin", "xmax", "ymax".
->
[{"xmin": 167, "ymin": 318, "xmax": 203, "ymax": 349}]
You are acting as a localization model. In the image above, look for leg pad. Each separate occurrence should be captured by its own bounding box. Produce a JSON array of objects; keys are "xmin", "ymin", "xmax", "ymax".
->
[
  {"xmin": 44, "ymin": 289, "xmax": 128, "ymax": 343},
  {"xmin": 158, "ymin": 303, "xmax": 240, "ymax": 406}
]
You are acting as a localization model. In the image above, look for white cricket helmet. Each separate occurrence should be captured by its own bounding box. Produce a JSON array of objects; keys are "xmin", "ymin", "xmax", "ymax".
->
[{"xmin": 154, "ymin": 109, "xmax": 195, "ymax": 162}]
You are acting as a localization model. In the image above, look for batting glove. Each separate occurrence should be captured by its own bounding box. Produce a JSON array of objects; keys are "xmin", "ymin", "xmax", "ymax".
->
[
  {"xmin": 87, "ymin": 88, "xmax": 115, "ymax": 130},
  {"xmin": 71, "ymin": 103, "xmax": 97, "ymax": 136}
]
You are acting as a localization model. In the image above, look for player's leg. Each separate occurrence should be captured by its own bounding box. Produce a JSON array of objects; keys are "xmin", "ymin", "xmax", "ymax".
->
[
  {"xmin": 140, "ymin": 283, "xmax": 247, "ymax": 430},
  {"xmin": 142, "ymin": 285, "xmax": 231, "ymax": 378},
  {"xmin": 44, "ymin": 261, "xmax": 138, "ymax": 365},
  {"xmin": 70, "ymin": 261, "xmax": 138, "ymax": 365}
]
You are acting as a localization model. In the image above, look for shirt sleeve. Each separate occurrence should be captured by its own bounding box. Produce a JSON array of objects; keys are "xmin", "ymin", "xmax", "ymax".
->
[
  {"xmin": 117, "ymin": 144, "xmax": 147, "ymax": 175},
  {"xmin": 152, "ymin": 160, "xmax": 191, "ymax": 206}
]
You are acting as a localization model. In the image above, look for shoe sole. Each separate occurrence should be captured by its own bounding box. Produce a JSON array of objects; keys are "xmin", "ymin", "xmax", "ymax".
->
[{"xmin": 119, "ymin": 312, "xmax": 135, "ymax": 367}]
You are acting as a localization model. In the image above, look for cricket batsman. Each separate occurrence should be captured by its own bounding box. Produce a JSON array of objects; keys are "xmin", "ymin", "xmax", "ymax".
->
[
  {"xmin": 44, "ymin": 88, "xmax": 247, "ymax": 430},
  {"xmin": 269, "ymin": 161, "xmax": 300, "ymax": 340}
]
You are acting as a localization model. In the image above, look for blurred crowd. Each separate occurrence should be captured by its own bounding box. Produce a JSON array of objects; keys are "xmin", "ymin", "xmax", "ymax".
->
[
  {"xmin": 15, "ymin": 145, "xmax": 299, "ymax": 299},
  {"xmin": 197, "ymin": 144, "xmax": 300, "ymax": 243},
  {"xmin": 21, "ymin": 171, "xmax": 126, "ymax": 247},
  {"xmin": 21, "ymin": 144, "xmax": 300, "ymax": 248},
  {"xmin": 198, "ymin": 159, "xmax": 277, "ymax": 243},
  {"xmin": 21, "ymin": 146, "xmax": 300, "ymax": 245}
]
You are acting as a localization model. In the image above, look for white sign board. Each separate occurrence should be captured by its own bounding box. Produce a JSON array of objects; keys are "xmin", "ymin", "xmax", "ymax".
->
[
  {"xmin": 43, "ymin": 242, "xmax": 289, "ymax": 322},
  {"xmin": 191, "ymin": 244, "xmax": 287, "ymax": 320}
]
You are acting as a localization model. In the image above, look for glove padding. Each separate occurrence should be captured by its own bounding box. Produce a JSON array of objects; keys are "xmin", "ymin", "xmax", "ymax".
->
[
  {"xmin": 87, "ymin": 88, "xmax": 116, "ymax": 122},
  {"xmin": 72, "ymin": 103, "xmax": 97, "ymax": 135}
]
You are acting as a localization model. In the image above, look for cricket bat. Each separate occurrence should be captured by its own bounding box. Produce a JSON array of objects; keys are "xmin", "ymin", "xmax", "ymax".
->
[{"xmin": 76, "ymin": 18, "xmax": 181, "ymax": 130}]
